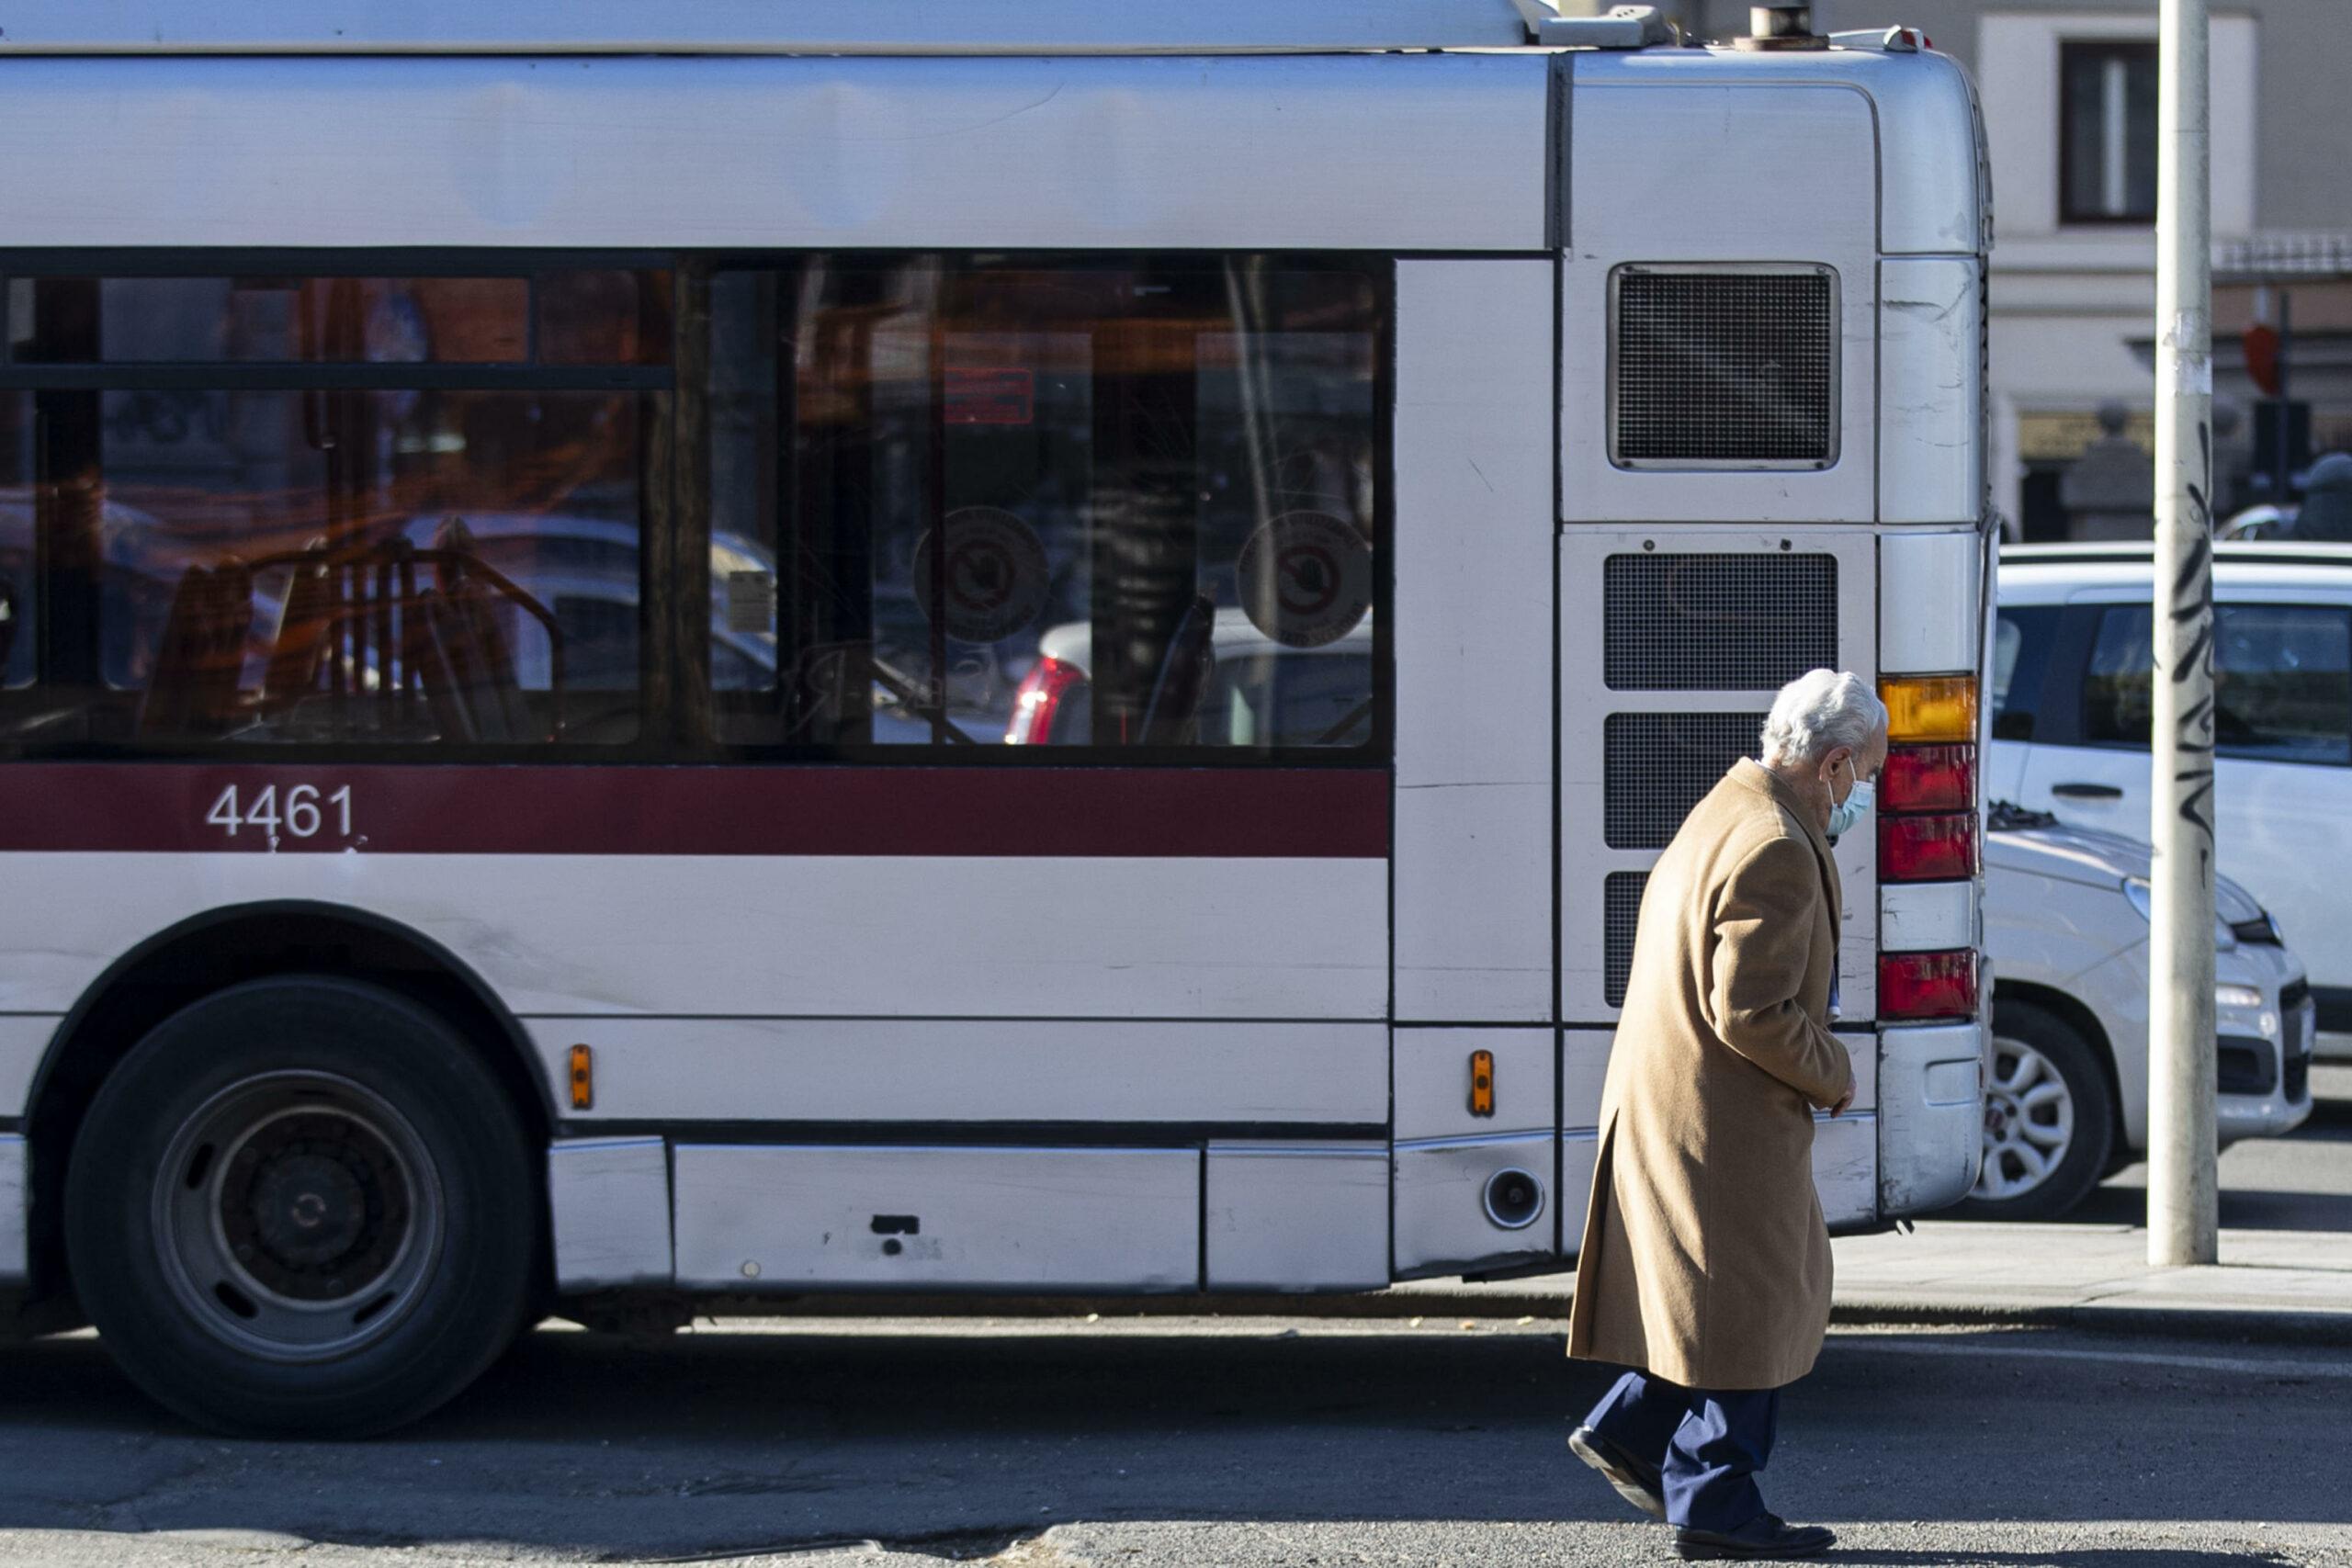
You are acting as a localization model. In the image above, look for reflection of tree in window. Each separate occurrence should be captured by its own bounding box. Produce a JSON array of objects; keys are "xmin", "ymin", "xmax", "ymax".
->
[{"xmin": 2085, "ymin": 603, "xmax": 2352, "ymax": 762}]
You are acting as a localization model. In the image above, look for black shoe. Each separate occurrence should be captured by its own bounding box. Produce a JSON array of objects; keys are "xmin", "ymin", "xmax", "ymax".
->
[
  {"xmin": 1566, "ymin": 1425, "xmax": 1666, "ymax": 1521},
  {"xmin": 1673, "ymin": 1513, "xmax": 1836, "ymax": 1560}
]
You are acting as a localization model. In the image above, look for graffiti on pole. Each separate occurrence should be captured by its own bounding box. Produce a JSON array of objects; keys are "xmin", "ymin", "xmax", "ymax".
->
[{"xmin": 2167, "ymin": 422, "xmax": 2218, "ymax": 877}]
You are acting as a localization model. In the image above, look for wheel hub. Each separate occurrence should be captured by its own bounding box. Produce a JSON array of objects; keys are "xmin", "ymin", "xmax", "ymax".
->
[
  {"xmin": 154, "ymin": 1073, "xmax": 441, "ymax": 1362},
  {"xmin": 218, "ymin": 1112, "xmax": 411, "ymax": 1302},
  {"xmin": 1972, "ymin": 1036, "xmax": 2078, "ymax": 1202}
]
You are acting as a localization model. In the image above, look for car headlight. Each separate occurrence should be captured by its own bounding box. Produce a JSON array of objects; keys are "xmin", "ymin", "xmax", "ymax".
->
[
  {"xmin": 2215, "ymin": 983, "xmax": 2266, "ymax": 1010},
  {"xmin": 2122, "ymin": 877, "xmax": 2237, "ymax": 951}
]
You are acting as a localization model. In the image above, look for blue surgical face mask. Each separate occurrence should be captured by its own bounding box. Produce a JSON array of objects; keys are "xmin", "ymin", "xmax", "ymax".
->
[{"xmin": 1826, "ymin": 777, "xmax": 1874, "ymax": 841}]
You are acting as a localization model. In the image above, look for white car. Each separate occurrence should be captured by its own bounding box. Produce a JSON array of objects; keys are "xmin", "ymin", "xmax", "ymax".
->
[
  {"xmin": 1974, "ymin": 802, "xmax": 2313, "ymax": 1219},
  {"xmin": 1996, "ymin": 541, "xmax": 2352, "ymax": 1062}
]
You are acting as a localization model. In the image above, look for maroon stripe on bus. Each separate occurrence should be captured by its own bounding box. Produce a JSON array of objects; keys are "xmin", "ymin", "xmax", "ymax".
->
[{"xmin": 0, "ymin": 763, "xmax": 1391, "ymax": 858}]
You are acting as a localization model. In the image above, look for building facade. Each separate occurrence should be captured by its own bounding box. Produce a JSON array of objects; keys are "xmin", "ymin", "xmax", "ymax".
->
[{"xmin": 1664, "ymin": 0, "xmax": 2352, "ymax": 537}]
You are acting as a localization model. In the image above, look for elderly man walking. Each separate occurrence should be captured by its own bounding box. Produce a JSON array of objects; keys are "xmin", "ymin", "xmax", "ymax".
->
[{"xmin": 1565, "ymin": 669, "xmax": 1887, "ymax": 1561}]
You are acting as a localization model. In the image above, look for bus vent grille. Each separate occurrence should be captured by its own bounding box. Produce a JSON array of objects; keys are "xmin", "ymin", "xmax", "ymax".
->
[
  {"xmin": 1604, "ymin": 872, "xmax": 1649, "ymax": 1009},
  {"xmin": 1604, "ymin": 712, "xmax": 1767, "ymax": 849},
  {"xmin": 1603, "ymin": 553, "xmax": 1838, "ymax": 690},
  {"xmin": 1612, "ymin": 268, "xmax": 1837, "ymax": 465}
]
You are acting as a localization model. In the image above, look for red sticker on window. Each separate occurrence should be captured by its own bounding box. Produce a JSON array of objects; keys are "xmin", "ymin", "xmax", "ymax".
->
[
  {"xmin": 1237, "ymin": 511, "xmax": 1373, "ymax": 649},
  {"xmin": 944, "ymin": 367, "xmax": 1035, "ymax": 426},
  {"xmin": 912, "ymin": 507, "xmax": 1051, "ymax": 645}
]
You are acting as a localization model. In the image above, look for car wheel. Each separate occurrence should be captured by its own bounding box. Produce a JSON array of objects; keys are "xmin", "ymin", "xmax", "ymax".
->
[
  {"xmin": 64, "ymin": 976, "xmax": 537, "ymax": 1436},
  {"xmin": 1954, "ymin": 998, "xmax": 2115, "ymax": 1222}
]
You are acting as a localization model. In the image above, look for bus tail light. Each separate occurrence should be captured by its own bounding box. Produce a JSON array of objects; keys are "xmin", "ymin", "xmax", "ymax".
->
[
  {"xmin": 1878, "ymin": 675, "xmax": 1980, "ymax": 882},
  {"xmin": 1879, "ymin": 949, "xmax": 1979, "ymax": 1021},
  {"xmin": 1005, "ymin": 657, "xmax": 1086, "ymax": 745},
  {"xmin": 1879, "ymin": 743, "xmax": 1974, "ymax": 813},
  {"xmin": 1879, "ymin": 813, "xmax": 1979, "ymax": 882},
  {"xmin": 1881, "ymin": 674, "xmax": 1977, "ymax": 744}
]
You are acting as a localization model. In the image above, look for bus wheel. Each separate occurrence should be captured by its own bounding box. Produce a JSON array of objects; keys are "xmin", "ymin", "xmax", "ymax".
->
[
  {"xmin": 63, "ymin": 976, "xmax": 536, "ymax": 1436},
  {"xmin": 1953, "ymin": 998, "xmax": 2115, "ymax": 1223}
]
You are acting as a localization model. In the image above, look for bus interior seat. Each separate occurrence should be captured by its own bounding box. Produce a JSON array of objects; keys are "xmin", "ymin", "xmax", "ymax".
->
[
  {"xmin": 1138, "ymin": 592, "xmax": 1218, "ymax": 746},
  {"xmin": 138, "ymin": 560, "xmax": 254, "ymax": 738},
  {"xmin": 260, "ymin": 541, "xmax": 336, "ymax": 717},
  {"xmin": 413, "ymin": 579, "xmax": 534, "ymax": 743}
]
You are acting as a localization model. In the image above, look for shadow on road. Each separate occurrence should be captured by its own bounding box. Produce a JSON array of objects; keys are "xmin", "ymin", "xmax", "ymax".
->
[
  {"xmin": 1831, "ymin": 1556, "xmax": 2294, "ymax": 1566},
  {"xmin": 0, "ymin": 1323, "xmax": 2336, "ymax": 1558},
  {"xmin": 2064, "ymin": 1183, "xmax": 2352, "ymax": 1230}
]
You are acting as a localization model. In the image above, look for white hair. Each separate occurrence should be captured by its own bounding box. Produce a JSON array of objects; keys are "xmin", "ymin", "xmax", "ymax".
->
[{"xmin": 1758, "ymin": 670, "xmax": 1888, "ymax": 767}]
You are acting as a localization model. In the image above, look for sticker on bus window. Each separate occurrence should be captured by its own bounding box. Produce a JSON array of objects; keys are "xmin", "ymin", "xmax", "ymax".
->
[
  {"xmin": 725, "ymin": 570, "xmax": 777, "ymax": 635},
  {"xmin": 912, "ymin": 506, "xmax": 1051, "ymax": 645},
  {"xmin": 1237, "ymin": 511, "xmax": 1372, "ymax": 649},
  {"xmin": 944, "ymin": 367, "xmax": 1035, "ymax": 426}
]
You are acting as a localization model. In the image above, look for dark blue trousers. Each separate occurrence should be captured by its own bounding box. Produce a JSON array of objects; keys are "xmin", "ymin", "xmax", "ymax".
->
[{"xmin": 1584, "ymin": 1369, "xmax": 1781, "ymax": 1533}]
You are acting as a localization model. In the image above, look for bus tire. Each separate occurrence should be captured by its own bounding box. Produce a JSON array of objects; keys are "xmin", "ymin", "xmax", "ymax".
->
[
  {"xmin": 1953, "ymin": 997, "xmax": 2115, "ymax": 1223},
  {"xmin": 63, "ymin": 975, "xmax": 536, "ymax": 1437}
]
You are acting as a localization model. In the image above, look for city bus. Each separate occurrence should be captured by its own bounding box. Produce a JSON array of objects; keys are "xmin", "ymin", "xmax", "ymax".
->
[{"xmin": 0, "ymin": 0, "xmax": 1994, "ymax": 1434}]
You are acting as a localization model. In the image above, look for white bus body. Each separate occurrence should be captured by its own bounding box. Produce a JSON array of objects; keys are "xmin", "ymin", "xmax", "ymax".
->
[{"xmin": 0, "ymin": 1, "xmax": 1993, "ymax": 1433}]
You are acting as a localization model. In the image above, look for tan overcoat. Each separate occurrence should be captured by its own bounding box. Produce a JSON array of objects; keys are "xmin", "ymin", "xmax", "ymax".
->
[{"xmin": 1566, "ymin": 758, "xmax": 1855, "ymax": 1392}]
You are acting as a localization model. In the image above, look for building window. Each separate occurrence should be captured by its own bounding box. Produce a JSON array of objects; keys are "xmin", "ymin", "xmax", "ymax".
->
[{"xmin": 2060, "ymin": 40, "xmax": 2158, "ymax": 224}]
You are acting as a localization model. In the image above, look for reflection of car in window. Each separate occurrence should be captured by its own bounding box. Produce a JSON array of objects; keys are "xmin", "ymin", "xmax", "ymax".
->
[{"xmin": 1005, "ymin": 608, "xmax": 1374, "ymax": 749}]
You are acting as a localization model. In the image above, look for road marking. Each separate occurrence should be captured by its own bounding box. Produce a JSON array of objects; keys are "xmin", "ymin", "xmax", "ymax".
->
[{"xmin": 1828, "ymin": 1334, "xmax": 2352, "ymax": 1381}]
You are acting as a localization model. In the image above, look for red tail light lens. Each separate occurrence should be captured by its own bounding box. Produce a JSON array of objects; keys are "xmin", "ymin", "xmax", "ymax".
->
[
  {"xmin": 1880, "ymin": 743, "xmax": 1975, "ymax": 813},
  {"xmin": 1005, "ymin": 657, "xmax": 1087, "ymax": 745},
  {"xmin": 1879, "ymin": 812, "xmax": 1978, "ymax": 882},
  {"xmin": 1880, "ymin": 948, "xmax": 1979, "ymax": 1021}
]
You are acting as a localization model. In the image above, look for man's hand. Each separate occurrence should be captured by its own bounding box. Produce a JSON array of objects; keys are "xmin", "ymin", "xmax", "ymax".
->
[{"xmin": 1825, "ymin": 1071, "xmax": 1856, "ymax": 1118}]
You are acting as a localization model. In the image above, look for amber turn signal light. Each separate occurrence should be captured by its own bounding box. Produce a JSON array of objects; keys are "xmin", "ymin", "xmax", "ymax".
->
[
  {"xmin": 569, "ymin": 1043, "xmax": 594, "ymax": 1111},
  {"xmin": 1469, "ymin": 1049, "xmax": 1495, "ymax": 1118},
  {"xmin": 1881, "ymin": 675, "xmax": 1978, "ymax": 744}
]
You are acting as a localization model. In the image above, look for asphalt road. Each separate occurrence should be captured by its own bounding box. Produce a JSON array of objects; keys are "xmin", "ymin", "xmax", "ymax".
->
[
  {"xmin": 0, "ymin": 1082, "xmax": 2342, "ymax": 1568},
  {"xmin": 2073, "ymin": 1065, "xmax": 2352, "ymax": 1234},
  {"xmin": 1, "ymin": 1316, "xmax": 2345, "ymax": 1566}
]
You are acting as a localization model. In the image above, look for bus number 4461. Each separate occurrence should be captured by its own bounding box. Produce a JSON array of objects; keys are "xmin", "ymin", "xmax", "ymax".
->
[{"xmin": 205, "ymin": 784, "xmax": 355, "ymax": 840}]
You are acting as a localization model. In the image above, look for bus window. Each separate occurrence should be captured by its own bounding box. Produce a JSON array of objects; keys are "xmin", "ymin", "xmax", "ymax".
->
[
  {"xmin": 0, "ymin": 272, "xmax": 663, "ymax": 750},
  {"xmin": 704, "ymin": 257, "xmax": 1383, "ymax": 757},
  {"xmin": 1, "ymin": 392, "xmax": 30, "ymax": 689},
  {"xmin": 12, "ymin": 273, "xmax": 668, "ymax": 367}
]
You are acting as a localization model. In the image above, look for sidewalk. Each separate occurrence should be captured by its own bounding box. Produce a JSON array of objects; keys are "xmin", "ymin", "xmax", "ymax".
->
[
  {"xmin": 763, "ymin": 1217, "xmax": 2352, "ymax": 1345},
  {"xmin": 1371, "ymin": 1218, "xmax": 2352, "ymax": 1344}
]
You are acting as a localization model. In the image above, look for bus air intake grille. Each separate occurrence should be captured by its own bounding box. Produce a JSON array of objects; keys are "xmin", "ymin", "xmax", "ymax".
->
[
  {"xmin": 1611, "ymin": 267, "xmax": 1838, "ymax": 465},
  {"xmin": 1604, "ymin": 712, "xmax": 1766, "ymax": 848},
  {"xmin": 1604, "ymin": 871, "xmax": 1649, "ymax": 1009},
  {"xmin": 1603, "ymin": 553, "xmax": 1838, "ymax": 690}
]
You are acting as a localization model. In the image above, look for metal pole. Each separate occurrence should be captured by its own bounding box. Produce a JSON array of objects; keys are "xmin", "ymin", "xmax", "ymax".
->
[
  {"xmin": 2275, "ymin": 289, "xmax": 2292, "ymax": 503},
  {"xmin": 2149, "ymin": 0, "xmax": 2219, "ymax": 1269}
]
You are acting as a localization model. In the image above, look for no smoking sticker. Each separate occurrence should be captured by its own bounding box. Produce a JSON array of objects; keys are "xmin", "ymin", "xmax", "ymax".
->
[
  {"xmin": 912, "ymin": 506, "xmax": 1051, "ymax": 645},
  {"xmin": 1237, "ymin": 511, "xmax": 1372, "ymax": 649}
]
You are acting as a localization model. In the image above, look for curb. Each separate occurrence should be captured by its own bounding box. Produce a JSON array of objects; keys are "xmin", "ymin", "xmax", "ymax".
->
[
  {"xmin": 1826, "ymin": 1298, "xmax": 2352, "ymax": 1348},
  {"xmin": 675, "ymin": 1289, "xmax": 2352, "ymax": 1348}
]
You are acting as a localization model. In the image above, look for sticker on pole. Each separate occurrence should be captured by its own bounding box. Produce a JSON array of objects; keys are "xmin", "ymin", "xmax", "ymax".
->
[
  {"xmin": 1236, "ymin": 511, "xmax": 1372, "ymax": 649},
  {"xmin": 912, "ymin": 506, "xmax": 1051, "ymax": 645}
]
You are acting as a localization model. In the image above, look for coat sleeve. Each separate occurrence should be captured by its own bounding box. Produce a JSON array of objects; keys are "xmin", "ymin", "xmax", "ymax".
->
[{"xmin": 1703, "ymin": 835, "xmax": 1855, "ymax": 1107}]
